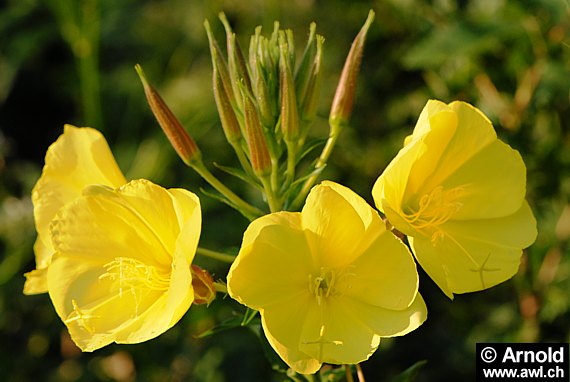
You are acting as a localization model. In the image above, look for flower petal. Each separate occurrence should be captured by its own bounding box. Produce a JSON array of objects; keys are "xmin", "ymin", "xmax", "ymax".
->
[
  {"xmin": 302, "ymin": 182, "xmax": 368, "ymax": 269},
  {"xmin": 341, "ymin": 293, "xmax": 427, "ymax": 337},
  {"xmin": 441, "ymin": 140, "xmax": 526, "ymax": 219},
  {"xmin": 228, "ymin": 212, "xmax": 314, "ymax": 309},
  {"xmin": 408, "ymin": 99, "xmax": 451, "ymax": 139},
  {"xmin": 33, "ymin": 125, "xmax": 126, "ymax": 251},
  {"xmin": 298, "ymin": 298, "xmax": 380, "ymax": 366},
  {"xmin": 346, "ymin": 229, "xmax": 418, "ymax": 310},
  {"xmin": 50, "ymin": 180, "xmax": 179, "ymax": 267},
  {"xmin": 260, "ymin": 294, "xmax": 321, "ymax": 374},
  {"xmin": 28, "ymin": 126, "xmax": 126, "ymax": 294},
  {"xmin": 405, "ymin": 110, "xmax": 458, "ymax": 196},
  {"xmin": 415, "ymin": 102, "xmax": 498, "ymax": 193},
  {"xmin": 411, "ymin": 202, "xmax": 536, "ymax": 296}
]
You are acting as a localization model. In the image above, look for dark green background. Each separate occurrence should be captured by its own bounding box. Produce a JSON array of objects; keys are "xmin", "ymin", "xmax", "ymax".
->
[{"xmin": 1, "ymin": 0, "xmax": 569, "ymax": 380}]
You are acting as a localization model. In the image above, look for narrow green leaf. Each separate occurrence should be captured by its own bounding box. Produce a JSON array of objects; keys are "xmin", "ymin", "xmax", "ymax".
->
[
  {"xmin": 392, "ymin": 360, "xmax": 428, "ymax": 382},
  {"xmin": 213, "ymin": 162, "xmax": 263, "ymax": 190}
]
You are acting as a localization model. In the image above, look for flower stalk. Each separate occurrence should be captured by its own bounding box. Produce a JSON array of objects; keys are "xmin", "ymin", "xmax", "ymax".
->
[{"xmin": 291, "ymin": 10, "xmax": 375, "ymax": 210}]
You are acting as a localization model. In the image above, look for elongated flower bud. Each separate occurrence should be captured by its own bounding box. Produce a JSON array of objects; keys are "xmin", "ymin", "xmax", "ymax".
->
[
  {"xmin": 204, "ymin": 20, "xmax": 237, "ymax": 108},
  {"xmin": 297, "ymin": 35, "xmax": 325, "ymax": 123},
  {"xmin": 300, "ymin": 35, "xmax": 324, "ymax": 125},
  {"xmin": 329, "ymin": 10, "xmax": 375, "ymax": 128},
  {"xmin": 213, "ymin": 65, "xmax": 242, "ymax": 144},
  {"xmin": 243, "ymin": 90, "xmax": 271, "ymax": 177},
  {"xmin": 191, "ymin": 265, "xmax": 216, "ymax": 305},
  {"xmin": 279, "ymin": 32, "xmax": 300, "ymax": 142},
  {"xmin": 219, "ymin": 13, "xmax": 253, "ymax": 97},
  {"xmin": 295, "ymin": 23, "xmax": 317, "ymax": 110},
  {"xmin": 135, "ymin": 64, "xmax": 201, "ymax": 165}
]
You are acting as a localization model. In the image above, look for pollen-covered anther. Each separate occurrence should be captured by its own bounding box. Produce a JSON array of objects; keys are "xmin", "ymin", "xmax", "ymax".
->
[{"xmin": 99, "ymin": 257, "xmax": 170, "ymax": 298}]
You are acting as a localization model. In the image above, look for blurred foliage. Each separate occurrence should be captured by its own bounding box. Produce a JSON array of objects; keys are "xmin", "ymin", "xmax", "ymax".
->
[{"xmin": 0, "ymin": 0, "xmax": 568, "ymax": 380}]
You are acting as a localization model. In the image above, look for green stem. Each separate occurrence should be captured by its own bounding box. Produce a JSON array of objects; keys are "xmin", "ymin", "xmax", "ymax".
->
[
  {"xmin": 291, "ymin": 122, "xmax": 343, "ymax": 209},
  {"xmin": 79, "ymin": 0, "xmax": 102, "ymax": 129},
  {"xmin": 50, "ymin": 0, "xmax": 103, "ymax": 129},
  {"xmin": 231, "ymin": 141, "xmax": 255, "ymax": 178},
  {"xmin": 213, "ymin": 282, "xmax": 228, "ymax": 293},
  {"xmin": 261, "ymin": 175, "xmax": 281, "ymax": 212},
  {"xmin": 196, "ymin": 247, "xmax": 235, "ymax": 263},
  {"xmin": 284, "ymin": 140, "xmax": 297, "ymax": 187},
  {"xmin": 190, "ymin": 160, "xmax": 264, "ymax": 220}
]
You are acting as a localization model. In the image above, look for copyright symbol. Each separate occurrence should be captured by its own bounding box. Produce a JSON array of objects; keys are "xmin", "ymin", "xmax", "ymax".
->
[{"xmin": 480, "ymin": 347, "xmax": 497, "ymax": 363}]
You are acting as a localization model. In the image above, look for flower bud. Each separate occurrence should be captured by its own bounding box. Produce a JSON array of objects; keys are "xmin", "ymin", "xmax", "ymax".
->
[
  {"xmin": 135, "ymin": 64, "xmax": 201, "ymax": 165},
  {"xmin": 243, "ymin": 89, "xmax": 271, "ymax": 177},
  {"xmin": 329, "ymin": 10, "xmax": 375, "ymax": 129},
  {"xmin": 191, "ymin": 265, "xmax": 216, "ymax": 305},
  {"xmin": 299, "ymin": 35, "xmax": 323, "ymax": 125},
  {"xmin": 204, "ymin": 20, "xmax": 237, "ymax": 108},
  {"xmin": 219, "ymin": 13, "xmax": 253, "ymax": 99},
  {"xmin": 213, "ymin": 65, "xmax": 242, "ymax": 144},
  {"xmin": 279, "ymin": 32, "xmax": 300, "ymax": 142},
  {"xmin": 295, "ymin": 22, "xmax": 317, "ymax": 110}
]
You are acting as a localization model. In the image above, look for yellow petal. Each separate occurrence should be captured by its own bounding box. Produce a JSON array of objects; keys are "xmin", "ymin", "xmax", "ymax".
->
[
  {"xmin": 405, "ymin": 110, "xmax": 457, "ymax": 196},
  {"xmin": 346, "ymin": 229, "xmax": 418, "ymax": 310},
  {"xmin": 409, "ymin": 236, "xmax": 453, "ymax": 298},
  {"xmin": 441, "ymin": 140, "xmax": 526, "ymax": 219},
  {"xmin": 302, "ymin": 182, "xmax": 368, "ymax": 269},
  {"xmin": 29, "ymin": 126, "xmax": 126, "ymax": 293},
  {"xmin": 411, "ymin": 202, "xmax": 536, "ymax": 296},
  {"xmin": 298, "ymin": 299, "xmax": 380, "ymax": 366},
  {"xmin": 260, "ymin": 294, "xmax": 321, "ymax": 374},
  {"xmin": 408, "ymin": 99, "xmax": 450, "ymax": 139},
  {"xmin": 444, "ymin": 201, "xmax": 537, "ymax": 248},
  {"xmin": 23, "ymin": 268, "xmax": 48, "ymax": 295},
  {"xmin": 23, "ymin": 237, "xmax": 52, "ymax": 294},
  {"xmin": 341, "ymin": 293, "xmax": 427, "ymax": 337},
  {"xmin": 51, "ymin": 181, "xmax": 178, "ymax": 267},
  {"xmin": 33, "ymin": 125, "xmax": 126, "ymax": 247},
  {"xmin": 228, "ymin": 212, "xmax": 313, "ymax": 309},
  {"xmin": 373, "ymin": 135, "xmax": 424, "ymax": 215},
  {"xmin": 417, "ymin": 102, "xmax": 498, "ymax": 192},
  {"xmin": 48, "ymin": 179, "xmax": 199, "ymax": 351}
]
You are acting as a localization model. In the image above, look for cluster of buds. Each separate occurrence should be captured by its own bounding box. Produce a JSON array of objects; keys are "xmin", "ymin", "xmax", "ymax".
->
[{"xmin": 137, "ymin": 11, "xmax": 375, "ymax": 215}]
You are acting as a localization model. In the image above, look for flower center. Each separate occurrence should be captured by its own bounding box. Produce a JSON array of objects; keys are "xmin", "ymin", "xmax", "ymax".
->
[
  {"xmin": 308, "ymin": 267, "xmax": 355, "ymax": 305},
  {"xmin": 99, "ymin": 257, "xmax": 171, "ymax": 298},
  {"xmin": 402, "ymin": 185, "xmax": 466, "ymax": 244}
]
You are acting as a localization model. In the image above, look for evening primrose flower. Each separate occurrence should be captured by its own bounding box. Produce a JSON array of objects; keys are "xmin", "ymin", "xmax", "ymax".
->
[
  {"xmin": 373, "ymin": 100, "xmax": 537, "ymax": 298},
  {"xmin": 227, "ymin": 181, "xmax": 427, "ymax": 374},
  {"xmin": 24, "ymin": 125, "xmax": 126, "ymax": 295},
  {"xmin": 47, "ymin": 179, "xmax": 201, "ymax": 351}
]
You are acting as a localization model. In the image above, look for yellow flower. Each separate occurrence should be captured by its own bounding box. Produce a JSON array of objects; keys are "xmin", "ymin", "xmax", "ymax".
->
[
  {"xmin": 47, "ymin": 179, "xmax": 201, "ymax": 351},
  {"xmin": 227, "ymin": 181, "xmax": 426, "ymax": 374},
  {"xmin": 373, "ymin": 100, "xmax": 537, "ymax": 298},
  {"xmin": 24, "ymin": 125, "xmax": 126, "ymax": 295}
]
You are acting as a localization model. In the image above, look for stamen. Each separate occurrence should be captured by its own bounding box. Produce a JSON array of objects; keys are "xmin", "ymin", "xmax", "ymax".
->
[
  {"xmin": 308, "ymin": 266, "xmax": 355, "ymax": 305},
  {"xmin": 304, "ymin": 266, "xmax": 356, "ymax": 359},
  {"xmin": 402, "ymin": 185, "xmax": 467, "ymax": 244},
  {"xmin": 99, "ymin": 257, "xmax": 170, "ymax": 315}
]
